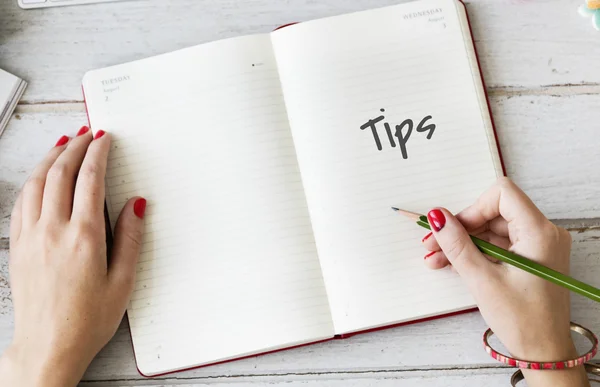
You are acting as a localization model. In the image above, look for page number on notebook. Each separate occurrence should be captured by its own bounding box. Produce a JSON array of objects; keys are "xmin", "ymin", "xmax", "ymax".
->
[{"xmin": 360, "ymin": 109, "xmax": 436, "ymax": 159}]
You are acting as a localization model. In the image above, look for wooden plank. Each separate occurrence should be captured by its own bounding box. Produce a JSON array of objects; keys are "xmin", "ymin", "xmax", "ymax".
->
[
  {"xmin": 0, "ymin": 0, "xmax": 598, "ymax": 104},
  {"xmin": 492, "ymin": 94, "xmax": 600, "ymax": 220},
  {"xmin": 77, "ymin": 369, "xmax": 516, "ymax": 387},
  {"xmin": 1, "ymin": 229, "xmax": 599, "ymax": 381},
  {"xmin": 2, "ymin": 92, "xmax": 600, "ymax": 241}
]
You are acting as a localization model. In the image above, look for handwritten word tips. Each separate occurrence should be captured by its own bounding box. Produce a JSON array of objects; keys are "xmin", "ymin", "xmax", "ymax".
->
[{"xmin": 360, "ymin": 109, "xmax": 436, "ymax": 159}]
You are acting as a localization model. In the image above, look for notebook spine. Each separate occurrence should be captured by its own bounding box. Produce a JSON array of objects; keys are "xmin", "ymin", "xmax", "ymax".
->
[
  {"xmin": 458, "ymin": 0, "xmax": 507, "ymax": 176},
  {"xmin": 334, "ymin": 307, "xmax": 478, "ymax": 339}
]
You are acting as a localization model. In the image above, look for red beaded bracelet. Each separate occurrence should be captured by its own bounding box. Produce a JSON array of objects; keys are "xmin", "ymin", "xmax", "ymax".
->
[{"xmin": 483, "ymin": 322, "xmax": 598, "ymax": 370}]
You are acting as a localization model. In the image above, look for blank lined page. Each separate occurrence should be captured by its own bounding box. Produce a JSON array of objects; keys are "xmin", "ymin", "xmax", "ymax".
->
[
  {"xmin": 272, "ymin": 0, "xmax": 503, "ymax": 334},
  {"xmin": 82, "ymin": 34, "xmax": 333, "ymax": 375}
]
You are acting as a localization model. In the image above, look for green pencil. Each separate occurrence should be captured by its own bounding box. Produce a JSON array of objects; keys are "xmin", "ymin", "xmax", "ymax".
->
[{"xmin": 392, "ymin": 207, "xmax": 600, "ymax": 304}]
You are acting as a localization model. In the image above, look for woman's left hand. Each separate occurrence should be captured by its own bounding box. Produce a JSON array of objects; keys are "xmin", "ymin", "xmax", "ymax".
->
[{"xmin": 0, "ymin": 127, "xmax": 146, "ymax": 387}]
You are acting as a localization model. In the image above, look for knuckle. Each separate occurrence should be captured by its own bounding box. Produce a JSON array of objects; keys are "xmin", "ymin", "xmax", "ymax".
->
[
  {"xmin": 445, "ymin": 237, "xmax": 468, "ymax": 262},
  {"xmin": 123, "ymin": 229, "xmax": 143, "ymax": 249},
  {"xmin": 496, "ymin": 176, "xmax": 513, "ymax": 189},
  {"xmin": 23, "ymin": 176, "xmax": 45, "ymax": 194},
  {"xmin": 541, "ymin": 222, "xmax": 559, "ymax": 239},
  {"xmin": 72, "ymin": 222, "xmax": 103, "ymax": 248},
  {"xmin": 539, "ymin": 222, "xmax": 572, "ymax": 250},
  {"xmin": 47, "ymin": 163, "xmax": 70, "ymax": 181},
  {"xmin": 76, "ymin": 223, "xmax": 96, "ymax": 239},
  {"xmin": 80, "ymin": 162, "xmax": 101, "ymax": 180},
  {"xmin": 37, "ymin": 219, "xmax": 59, "ymax": 239},
  {"xmin": 558, "ymin": 226, "xmax": 572, "ymax": 246}
]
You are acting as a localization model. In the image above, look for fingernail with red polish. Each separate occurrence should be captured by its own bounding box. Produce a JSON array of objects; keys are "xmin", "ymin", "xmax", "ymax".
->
[
  {"xmin": 424, "ymin": 251, "xmax": 436, "ymax": 260},
  {"xmin": 77, "ymin": 126, "xmax": 90, "ymax": 136},
  {"xmin": 422, "ymin": 232, "xmax": 432, "ymax": 242},
  {"xmin": 94, "ymin": 130, "xmax": 106, "ymax": 140},
  {"xmin": 427, "ymin": 209, "xmax": 446, "ymax": 232},
  {"xmin": 55, "ymin": 135, "xmax": 69, "ymax": 147},
  {"xmin": 133, "ymin": 198, "xmax": 147, "ymax": 219}
]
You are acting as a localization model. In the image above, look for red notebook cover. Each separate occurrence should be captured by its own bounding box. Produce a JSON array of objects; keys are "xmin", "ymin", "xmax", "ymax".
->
[{"xmin": 82, "ymin": 0, "xmax": 506, "ymax": 377}]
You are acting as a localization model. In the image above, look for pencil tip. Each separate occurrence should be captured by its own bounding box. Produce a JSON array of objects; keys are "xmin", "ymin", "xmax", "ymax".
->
[{"xmin": 391, "ymin": 208, "xmax": 424, "ymax": 221}]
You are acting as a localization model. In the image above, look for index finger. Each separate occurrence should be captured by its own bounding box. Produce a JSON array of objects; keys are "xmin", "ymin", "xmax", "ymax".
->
[
  {"xmin": 457, "ymin": 177, "xmax": 548, "ymax": 232},
  {"xmin": 72, "ymin": 130, "xmax": 110, "ymax": 222}
]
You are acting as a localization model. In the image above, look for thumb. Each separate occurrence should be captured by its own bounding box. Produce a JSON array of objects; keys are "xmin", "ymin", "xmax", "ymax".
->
[
  {"xmin": 427, "ymin": 208, "xmax": 496, "ymax": 284},
  {"xmin": 108, "ymin": 196, "xmax": 146, "ymax": 294}
]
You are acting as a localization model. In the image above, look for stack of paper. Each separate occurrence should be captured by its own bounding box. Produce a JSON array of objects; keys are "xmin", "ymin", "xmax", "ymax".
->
[{"xmin": 0, "ymin": 68, "xmax": 27, "ymax": 137}]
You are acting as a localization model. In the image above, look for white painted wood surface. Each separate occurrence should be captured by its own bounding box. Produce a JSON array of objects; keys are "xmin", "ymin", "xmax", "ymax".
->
[
  {"xmin": 1, "ymin": 229, "xmax": 600, "ymax": 384},
  {"xmin": 0, "ymin": 0, "xmax": 599, "ymax": 103},
  {"xmin": 77, "ymin": 369, "xmax": 518, "ymax": 387},
  {"xmin": 1, "ymin": 0, "xmax": 599, "ymax": 385}
]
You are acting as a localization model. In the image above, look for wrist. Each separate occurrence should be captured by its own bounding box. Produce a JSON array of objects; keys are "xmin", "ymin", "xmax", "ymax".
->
[
  {"xmin": 510, "ymin": 330, "xmax": 578, "ymax": 362},
  {"xmin": 0, "ymin": 341, "xmax": 88, "ymax": 387},
  {"xmin": 523, "ymin": 366, "xmax": 590, "ymax": 387},
  {"xmin": 513, "ymin": 337, "xmax": 590, "ymax": 387}
]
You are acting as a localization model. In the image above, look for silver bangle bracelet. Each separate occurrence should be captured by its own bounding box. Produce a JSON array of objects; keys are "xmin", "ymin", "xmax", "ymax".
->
[{"xmin": 511, "ymin": 362, "xmax": 600, "ymax": 385}]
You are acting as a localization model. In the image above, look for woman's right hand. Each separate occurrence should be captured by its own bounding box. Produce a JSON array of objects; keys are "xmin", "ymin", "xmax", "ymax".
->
[{"xmin": 422, "ymin": 177, "xmax": 589, "ymax": 387}]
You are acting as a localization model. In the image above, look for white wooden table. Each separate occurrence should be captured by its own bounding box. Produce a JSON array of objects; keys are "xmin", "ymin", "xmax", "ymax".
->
[{"xmin": 1, "ymin": 0, "xmax": 600, "ymax": 385}]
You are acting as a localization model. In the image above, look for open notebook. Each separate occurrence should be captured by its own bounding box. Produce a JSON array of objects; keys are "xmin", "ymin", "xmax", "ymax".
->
[{"xmin": 82, "ymin": 0, "xmax": 504, "ymax": 376}]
